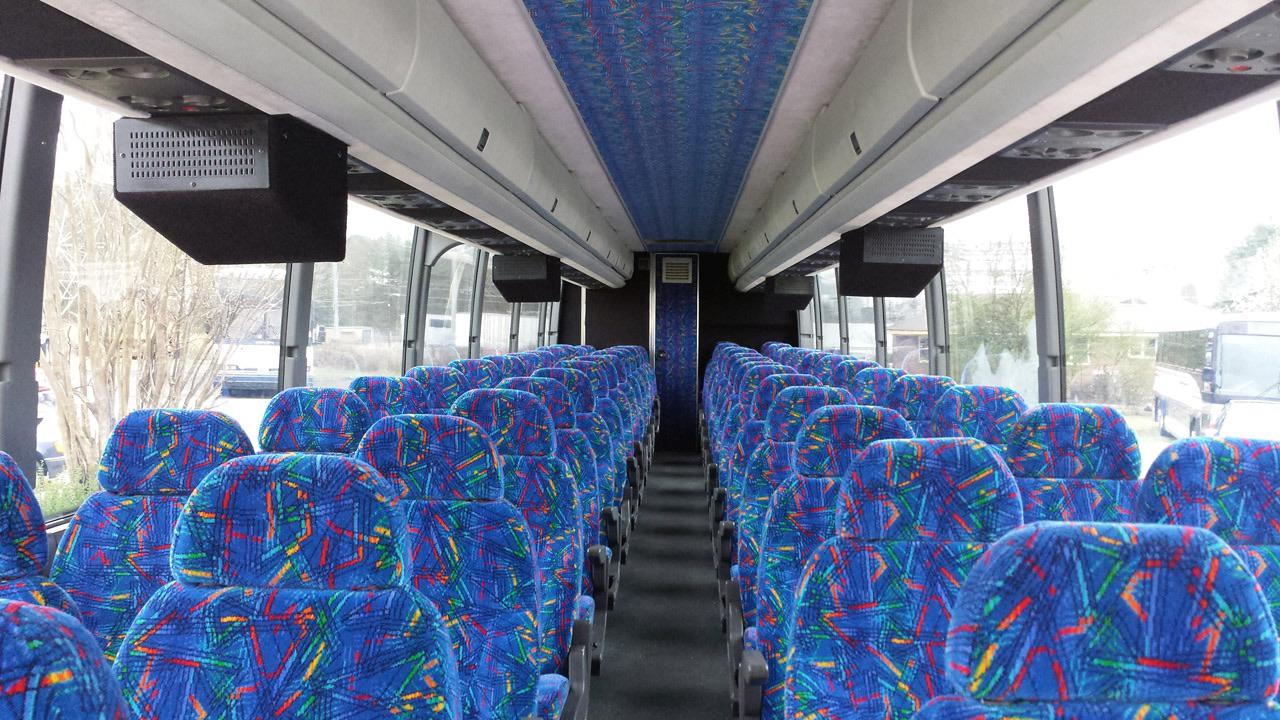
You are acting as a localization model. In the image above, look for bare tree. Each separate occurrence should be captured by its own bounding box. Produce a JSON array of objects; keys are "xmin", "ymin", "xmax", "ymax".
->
[{"xmin": 39, "ymin": 103, "xmax": 279, "ymax": 501}]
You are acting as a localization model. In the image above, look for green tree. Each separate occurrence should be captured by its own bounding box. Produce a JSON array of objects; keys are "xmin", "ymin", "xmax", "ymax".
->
[{"xmin": 1216, "ymin": 224, "xmax": 1280, "ymax": 313}]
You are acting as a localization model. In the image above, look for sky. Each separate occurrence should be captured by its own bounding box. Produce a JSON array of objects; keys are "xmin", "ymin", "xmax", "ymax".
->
[{"xmin": 945, "ymin": 98, "xmax": 1280, "ymax": 307}]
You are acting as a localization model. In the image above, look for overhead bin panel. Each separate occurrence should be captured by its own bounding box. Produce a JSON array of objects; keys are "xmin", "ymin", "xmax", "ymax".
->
[
  {"xmin": 910, "ymin": 0, "xmax": 1060, "ymax": 98},
  {"xmin": 811, "ymin": 0, "xmax": 936, "ymax": 193}
]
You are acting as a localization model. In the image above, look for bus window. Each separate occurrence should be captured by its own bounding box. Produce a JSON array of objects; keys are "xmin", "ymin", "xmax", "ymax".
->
[
  {"xmin": 845, "ymin": 296, "xmax": 876, "ymax": 359},
  {"xmin": 309, "ymin": 202, "xmax": 414, "ymax": 387},
  {"xmin": 478, "ymin": 254, "xmax": 511, "ymax": 356},
  {"xmin": 884, "ymin": 293, "xmax": 928, "ymax": 372},
  {"xmin": 517, "ymin": 302, "xmax": 542, "ymax": 351},
  {"xmin": 943, "ymin": 198, "xmax": 1038, "ymax": 400},
  {"xmin": 1216, "ymin": 324, "xmax": 1280, "ymax": 398},
  {"xmin": 1055, "ymin": 99, "xmax": 1280, "ymax": 465},
  {"xmin": 38, "ymin": 96, "xmax": 286, "ymax": 518},
  {"xmin": 815, "ymin": 269, "xmax": 840, "ymax": 351},
  {"xmin": 423, "ymin": 244, "xmax": 476, "ymax": 364}
]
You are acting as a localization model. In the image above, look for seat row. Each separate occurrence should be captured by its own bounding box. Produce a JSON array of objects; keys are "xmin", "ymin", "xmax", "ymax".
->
[
  {"xmin": 699, "ymin": 341, "xmax": 1280, "ymax": 718},
  {"xmin": 0, "ymin": 343, "xmax": 656, "ymax": 719}
]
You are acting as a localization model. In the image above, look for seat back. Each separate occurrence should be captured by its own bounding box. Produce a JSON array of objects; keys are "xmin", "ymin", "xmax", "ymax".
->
[
  {"xmin": 1136, "ymin": 437, "xmax": 1280, "ymax": 624},
  {"xmin": 0, "ymin": 452, "xmax": 79, "ymax": 618},
  {"xmin": 925, "ymin": 384, "xmax": 1027, "ymax": 450},
  {"xmin": 50, "ymin": 410, "xmax": 253, "ymax": 658},
  {"xmin": 736, "ymin": 387, "xmax": 853, "ymax": 621},
  {"xmin": 258, "ymin": 386, "xmax": 372, "ymax": 453},
  {"xmin": 756, "ymin": 405, "xmax": 914, "ymax": 717},
  {"xmin": 537, "ymin": 367, "xmax": 624, "ymax": 510},
  {"xmin": 1005, "ymin": 403, "xmax": 1141, "ymax": 521},
  {"xmin": 348, "ymin": 374, "xmax": 429, "ymax": 419},
  {"xmin": 114, "ymin": 453, "xmax": 460, "ymax": 718},
  {"xmin": 886, "ymin": 374, "xmax": 955, "ymax": 434},
  {"xmin": 0, "ymin": 599, "xmax": 129, "ymax": 719},
  {"xmin": 784, "ymin": 438, "xmax": 1023, "ymax": 720},
  {"xmin": 827, "ymin": 358, "xmax": 879, "ymax": 394},
  {"xmin": 932, "ymin": 522, "xmax": 1279, "ymax": 717},
  {"xmin": 406, "ymin": 365, "xmax": 467, "ymax": 410},
  {"xmin": 452, "ymin": 389, "xmax": 583, "ymax": 672},
  {"xmin": 850, "ymin": 366, "xmax": 905, "ymax": 406},
  {"xmin": 357, "ymin": 414, "xmax": 544, "ymax": 720},
  {"xmin": 450, "ymin": 357, "xmax": 503, "ymax": 389}
]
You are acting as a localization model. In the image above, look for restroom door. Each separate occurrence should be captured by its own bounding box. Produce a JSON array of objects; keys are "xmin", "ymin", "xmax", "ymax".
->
[{"xmin": 651, "ymin": 254, "xmax": 698, "ymax": 451}]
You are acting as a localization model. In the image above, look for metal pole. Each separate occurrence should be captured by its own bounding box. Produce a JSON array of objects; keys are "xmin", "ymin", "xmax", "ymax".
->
[
  {"xmin": 835, "ymin": 269, "xmax": 850, "ymax": 354},
  {"xmin": 811, "ymin": 276, "xmax": 824, "ymax": 349},
  {"xmin": 508, "ymin": 302, "xmax": 521, "ymax": 353},
  {"xmin": 873, "ymin": 297, "xmax": 888, "ymax": 366},
  {"xmin": 1028, "ymin": 188, "xmax": 1067, "ymax": 402},
  {"xmin": 925, "ymin": 270, "xmax": 950, "ymax": 376},
  {"xmin": 0, "ymin": 80, "xmax": 61, "ymax": 480},
  {"xmin": 279, "ymin": 262, "xmax": 314, "ymax": 389},
  {"xmin": 468, "ymin": 250, "xmax": 486, "ymax": 358},
  {"xmin": 401, "ymin": 227, "xmax": 430, "ymax": 373}
]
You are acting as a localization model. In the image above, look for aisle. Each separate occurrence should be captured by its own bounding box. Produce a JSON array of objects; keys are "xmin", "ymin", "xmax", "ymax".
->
[{"xmin": 589, "ymin": 452, "xmax": 727, "ymax": 719}]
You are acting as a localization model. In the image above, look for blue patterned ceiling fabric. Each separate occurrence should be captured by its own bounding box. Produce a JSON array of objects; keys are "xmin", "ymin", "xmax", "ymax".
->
[{"xmin": 523, "ymin": 1, "xmax": 816, "ymax": 245}]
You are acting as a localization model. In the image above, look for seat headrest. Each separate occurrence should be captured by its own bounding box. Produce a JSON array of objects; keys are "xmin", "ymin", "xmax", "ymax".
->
[
  {"xmin": 794, "ymin": 405, "xmax": 913, "ymax": 478},
  {"xmin": 764, "ymin": 386, "xmax": 854, "ymax": 442},
  {"xmin": 534, "ymin": 367, "xmax": 592, "ymax": 412},
  {"xmin": 886, "ymin": 374, "xmax": 955, "ymax": 421},
  {"xmin": 828, "ymin": 358, "xmax": 879, "ymax": 389},
  {"xmin": 1137, "ymin": 437, "xmax": 1280, "ymax": 544},
  {"xmin": 844, "ymin": 438, "xmax": 1022, "ymax": 541},
  {"xmin": 1004, "ymin": 403, "xmax": 1140, "ymax": 480},
  {"xmin": 100, "ymin": 409, "xmax": 253, "ymax": 495},
  {"xmin": 729, "ymin": 358, "xmax": 774, "ymax": 390},
  {"xmin": 451, "ymin": 389, "xmax": 556, "ymax": 456},
  {"xmin": 498, "ymin": 377, "xmax": 574, "ymax": 429},
  {"xmin": 405, "ymin": 366, "xmax": 467, "ymax": 411},
  {"xmin": 850, "ymin": 366, "xmax": 904, "ymax": 406},
  {"xmin": 448, "ymin": 358, "xmax": 502, "ymax": 389},
  {"xmin": 0, "ymin": 600, "xmax": 129, "ymax": 716},
  {"xmin": 348, "ymin": 375, "xmax": 428, "ymax": 420},
  {"xmin": 751, "ymin": 373, "xmax": 821, "ymax": 420},
  {"xmin": 172, "ymin": 453, "xmax": 407, "ymax": 590},
  {"xmin": 947, "ymin": 522, "xmax": 1279, "ymax": 704},
  {"xmin": 559, "ymin": 359, "xmax": 612, "ymax": 395},
  {"xmin": 356, "ymin": 415, "xmax": 503, "ymax": 501},
  {"xmin": 928, "ymin": 385, "xmax": 1028, "ymax": 446},
  {"xmin": 736, "ymin": 364, "xmax": 791, "ymax": 409},
  {"xmin": 794, "ymin": 350, "xmax": 831, "ymax": 376},
  {"xmin": 259, "ymin": 388, "xmax": 371, "ymax": 454},
  {"xmin": 0, "ymin": 452, "xmax": 47, "ymax": 578}
]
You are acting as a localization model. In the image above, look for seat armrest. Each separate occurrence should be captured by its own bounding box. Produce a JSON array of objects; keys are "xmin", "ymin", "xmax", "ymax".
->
[
  {"xmin": 586, "ymin": 545, "xmax": 610, "ymax": 676},
  {"xmin": 716, "ymin": 521, "xmax": 736, "ymax": 579},
  {"xmin": 562, "ymin": 617, "xmax": 592, "ymax": 720},
  {"xmin": 735, "ymin": 647, "xmax": 767, "ymax": 720},
  {"xmin": 705, "ymin": 462, "xmax": 718, "ymax": 497},
  {"xmin": 602, "ymin": 506, "xmax": 622, "ymax": 554},
  {"xmin": 726, "ymin": 579, "xmax": 745, "ymax": 671}
]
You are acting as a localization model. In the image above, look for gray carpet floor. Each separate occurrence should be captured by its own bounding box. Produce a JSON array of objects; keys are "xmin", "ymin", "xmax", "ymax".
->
[{"xmin": 588, "ymin": 452, "xmax": 728, "ymax": 719}]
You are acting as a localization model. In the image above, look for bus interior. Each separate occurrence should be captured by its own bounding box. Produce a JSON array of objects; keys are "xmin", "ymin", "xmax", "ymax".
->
[{"xmin": 1, "ymin": 0, "xmax": 1280, "ymax": 718}]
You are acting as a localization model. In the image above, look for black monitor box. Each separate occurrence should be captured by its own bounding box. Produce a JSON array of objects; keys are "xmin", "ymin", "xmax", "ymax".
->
[
  {"xmin": 492, "ymin": 254, "xmax": 562, "ymax": 302},
  {"xmin": 839, "ymin": 226, "xmax": 943, "ymax": 297},
  {"xmin": 114, "ymin": 114, "xmax": 347, "ymax": 264},
  {"xmin": 764, "ymin": 275, "xmax": 814, "ymax": 311}
]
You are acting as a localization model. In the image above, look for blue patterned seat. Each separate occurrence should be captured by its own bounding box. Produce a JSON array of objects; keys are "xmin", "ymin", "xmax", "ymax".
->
[
  {"xmin": 735, "ymin": 386, "xmax": 853, "ymax": 623},
  {"xmin": 407, "ymin": 365, "xmax": 469, "ymax": 411},
  {"xmin": 1004, "ymin": 403, "xmax": 1141, "ymax": 522},
  {"xmin": 114, "ymin": 453, "xmax": 460, "ymax": 718},
  {"xmin": 794, "ymin": 350, "xmax": 831, "ymax": 377},
  {"xmin": 887, "ymin": 374, "xmax": 955, "ymax": 435},
  {"xmin": 348, "ymin": 374, "xmax": 430, "ymax": 420},
  {"xmin": 784, "ymin": 438, "xmax": 1023, "ymax": 720},
  {"xmin": 450, "ymin": 357, "xmax": 503, "ymax": 389},
  {"xmin": 0, "ymin": 599, "xmax": 129, "ymax": 719},
  {"xmin": 827, "ymin": 358, "xmax": 879, "ymax": 395},
  {"xmin": 50, "ymin": 410, "xmax": 252, "ymax": 659},
  {"xmin": 850, "ymin": 366, "xmax": 905, "ymax": 406},
  {"xmin": 0, "ymin": 452, "xmax": 79, "ymax": 618},
  {"xmin": 924, "ymin": 385, "xmax": 1028, "ymax": 450},
  {"xmin": 500, "ymin": 377, "xmax": 601, "ymax": 552},
  {"xmin": 356, "ymin": 414, "xmax": 568, "ymax": 720},
  {"xmin": 451, "ymin": 389, "xmax": 588, "ymax": 675},
  {"xmin": 1135, "ymin": 438, "xmax": 1280, "ymax": 629},
  {"xmin": 258, "ymin": 386, "xmax": 372, "ymax": 453},
  {"xmin": 920, "ymin": 521, "xmax": 1280, "ymax": 719},
  {"xmin": 537, "ymin": 367, "xmax": 624, "ymax": 514},
  {"xmin": 753, "ymin": 405, "xmax": 914, "ymax": 718},
  {"xmin": 716, "ymin": 363, "xmax": 790, "ymax": 463}
]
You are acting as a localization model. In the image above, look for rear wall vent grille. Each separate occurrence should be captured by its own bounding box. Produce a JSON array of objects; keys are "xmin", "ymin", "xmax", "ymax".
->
[{"xmin": 661, "ymin": 256, "xmax": 693, "ymax": 284}]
